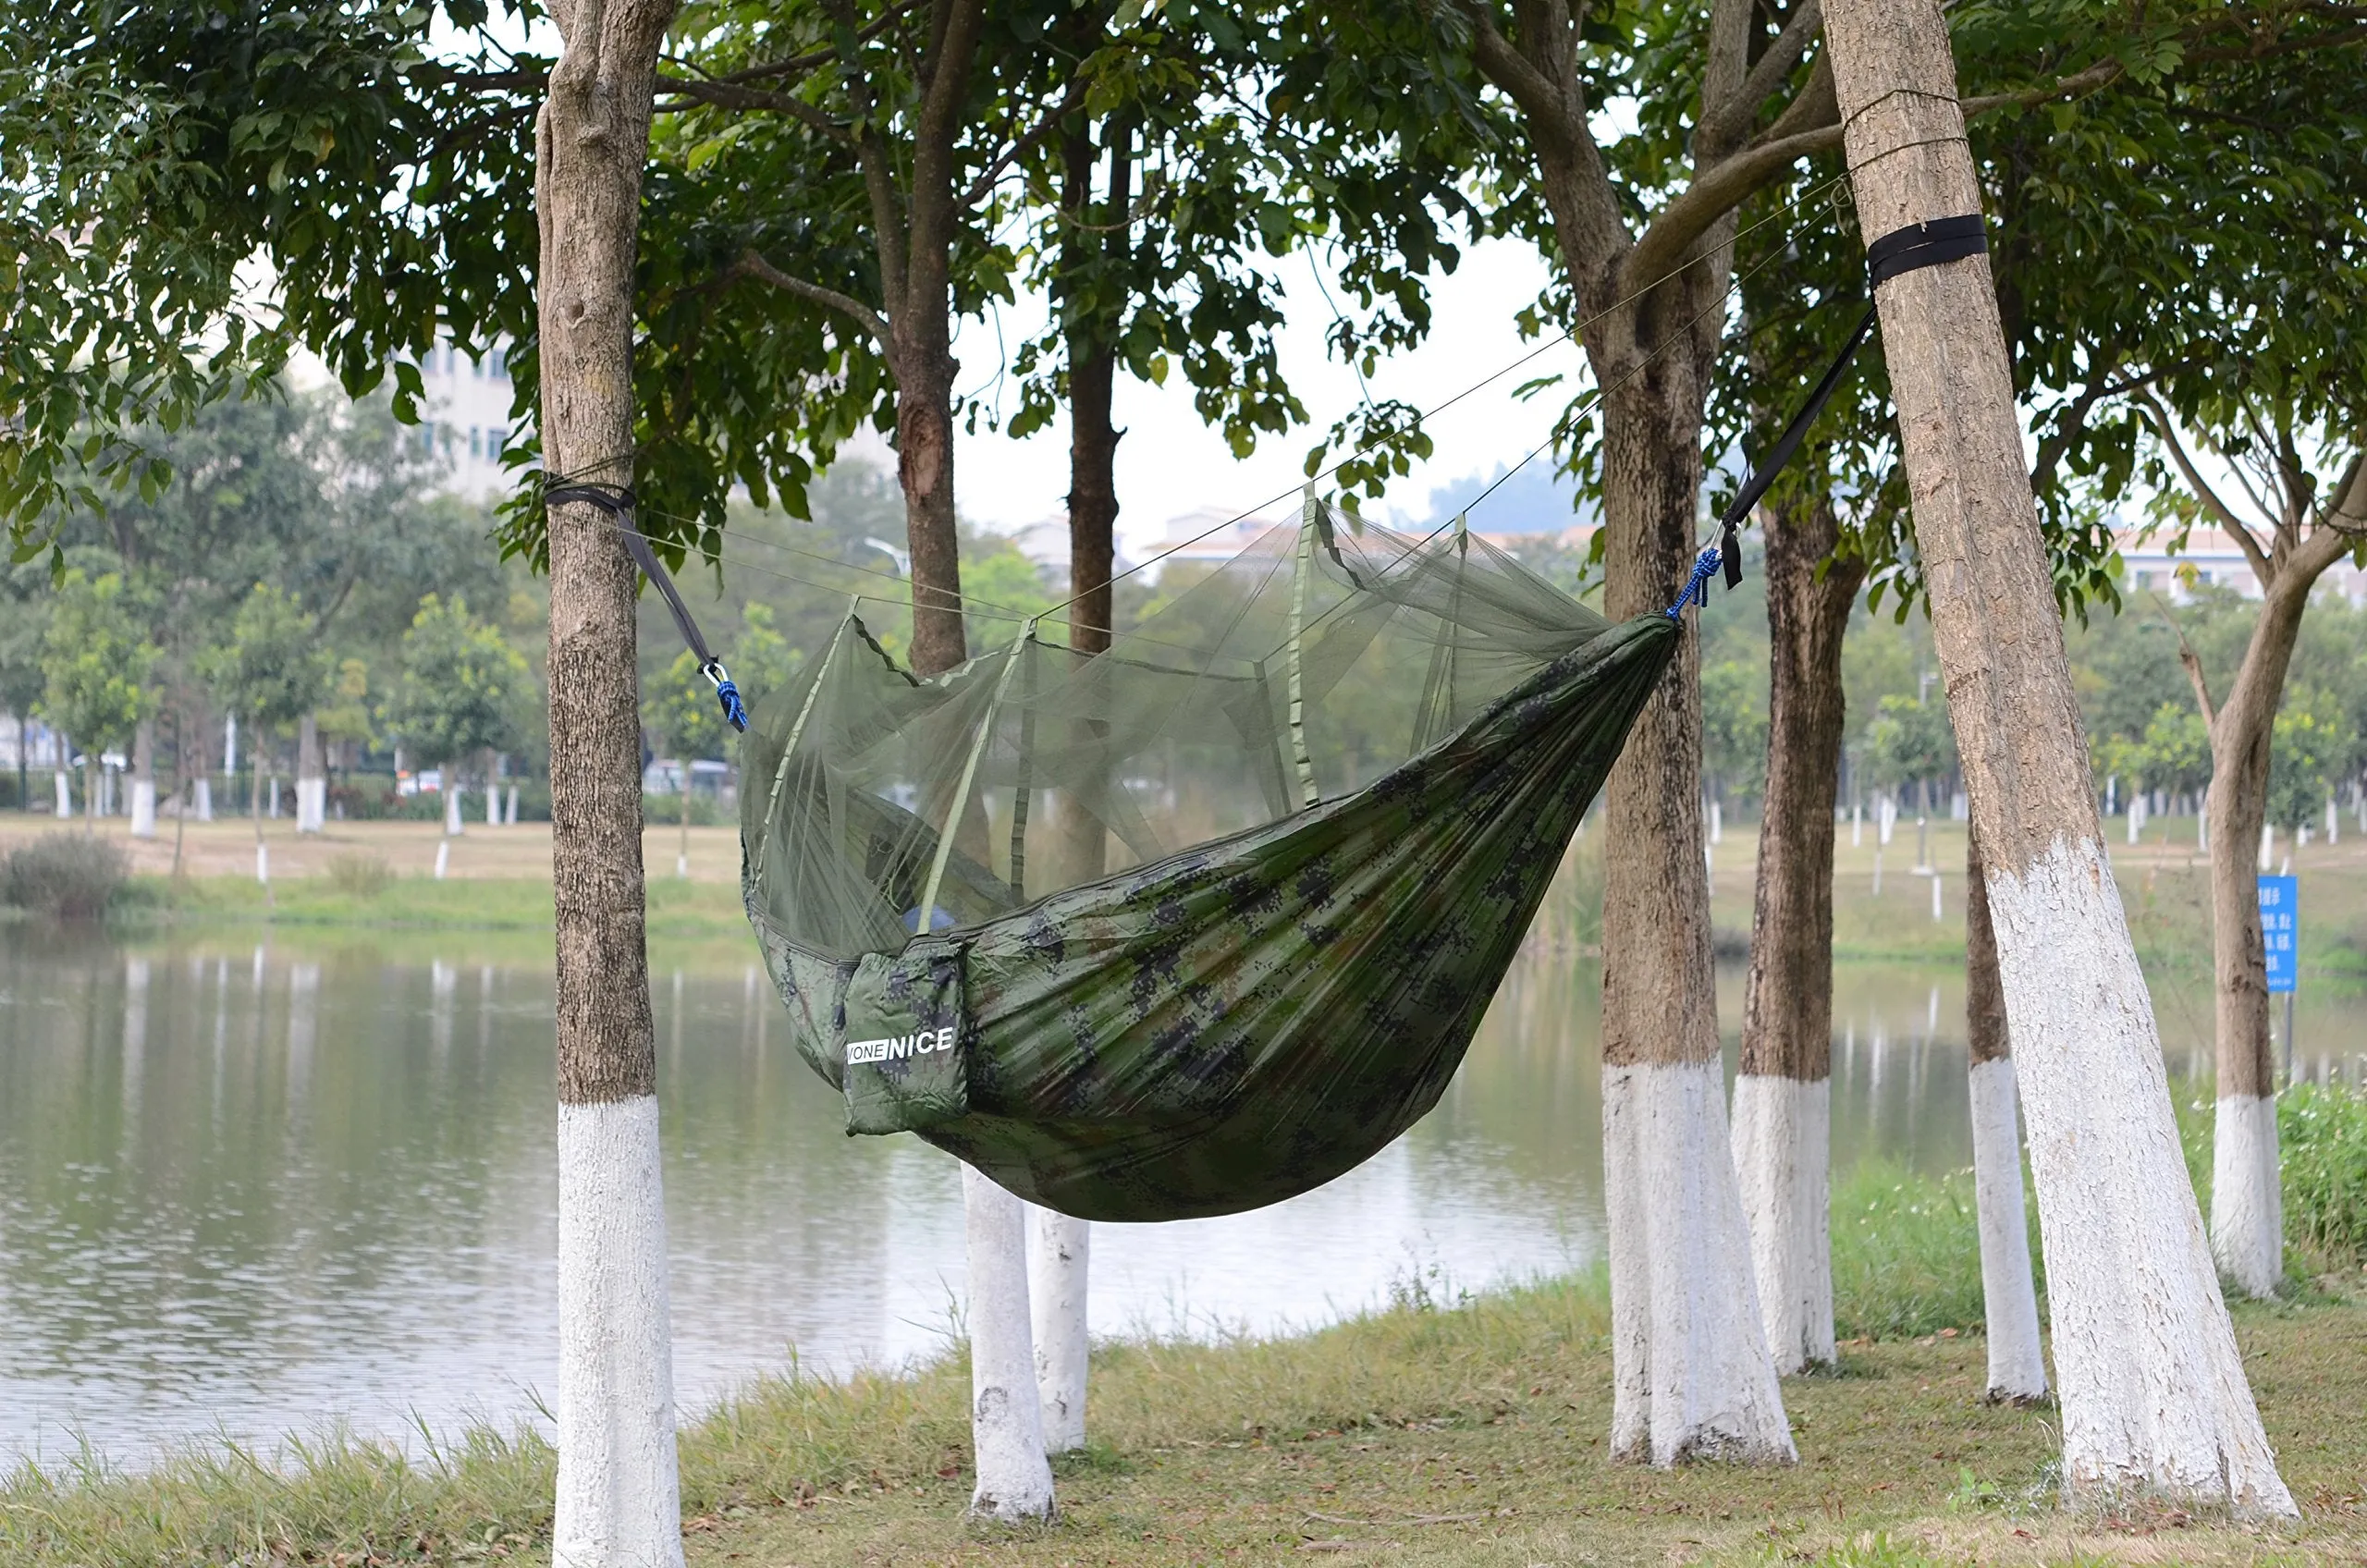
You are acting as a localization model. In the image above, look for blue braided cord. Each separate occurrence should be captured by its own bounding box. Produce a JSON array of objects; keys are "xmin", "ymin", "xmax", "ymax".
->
[
  {"xmin": 716, "ymin": 680, "xmax": 748, "ymax": 732},
  {"xmin": 703, "ymin": 660, "xmax": 750, "ymax": 732},
  {"xmin": 1664, "ymin": 545, "xmax": 1723, "ymax": 620}
]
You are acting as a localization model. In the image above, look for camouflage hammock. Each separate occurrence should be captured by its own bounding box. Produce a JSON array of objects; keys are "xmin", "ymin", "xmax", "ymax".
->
[{"xmin": 738, "ymin": 499, "xmax": 1675, "ymax": 1222}]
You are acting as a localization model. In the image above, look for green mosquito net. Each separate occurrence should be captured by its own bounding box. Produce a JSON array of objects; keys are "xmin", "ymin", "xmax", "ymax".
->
[{"xmin": 740, "ymin": 498, "xmax": 1675, "ymax": 1221}]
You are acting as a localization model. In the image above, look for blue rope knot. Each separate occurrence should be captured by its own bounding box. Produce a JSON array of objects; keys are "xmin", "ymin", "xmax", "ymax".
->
[
  {"xmin": 704, "ymin": 660, "xmax": 749, "ymax": 732},
  {"xmin": 1665, "ymin": 545, "xmax": 1724, "ymax": 620}
]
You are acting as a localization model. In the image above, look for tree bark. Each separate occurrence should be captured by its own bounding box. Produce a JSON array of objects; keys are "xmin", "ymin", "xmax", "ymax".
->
[
  {"xmin": 965, "ymin": 1166, "xmax": 1056, "ymax": 1518},
  {"xmin": 1029, "ymin": 1203, "xmax": 1089, "ymax": 1453},
  {"xmin": 1964, "ymin": 822, "xmax": 2047, "ymax": 1403},
  {"xmin": 895, "ymin": 325, "xmax": 967, "ymax": 676},
  {"xmin": 536, "ymin": 0, "xmax": 686, "ymax": 1557},
  {"xmin": 2199, "ymin": 514, "xmax": 2356, "ymax": 1295},
  {"xmin": 129, "ymin": 717, "xmax": 157, "ymax": 838},
  {"xmin": 296, "ymin": 713, "xmax": 325, "ymax": 834},
  {"xmin": 1822, "ymin": 0, "xmax": 2292, "ymax": 1513},
  {"xmin": 2203, "ymin": 587, "xmax": 2295, "ymax": 1299},
  {"xmin": 1591, "ymin": 362, "xmax": 1793, "ymax": 1466},
  {"xmin": 1734, "ymin": 490, "xmax": 1861, "ymax": 1376},
  {"xmin": 1019, "ymin": 111, "xmax": 1133, "ymax": 1462},
  {"xmin": 1464, "ymin": 0, "xmax": 1793, "ymax": 1464}
]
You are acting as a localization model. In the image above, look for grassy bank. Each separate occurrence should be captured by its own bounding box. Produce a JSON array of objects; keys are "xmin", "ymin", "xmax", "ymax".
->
[
  {"xmin": 7, "ymin": 1289, "xmax": 2361, "ymax": 1568},
  {"xmin": 7, "ymin": 815, "xmax": 2367, "ymax": 986},
  {"xmin": 131, "ymin": 869, "xmax": 752, "ymax": 940},
  {"xmin": 8, "ymin": 1112, "xmax": 2364, "ymax": 1568}
]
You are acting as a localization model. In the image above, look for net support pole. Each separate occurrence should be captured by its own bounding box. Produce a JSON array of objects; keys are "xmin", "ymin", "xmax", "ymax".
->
[
  {"xmin": 917, "ymin": 621, "xmax": 1036, "ymax": 932},
  {"xmin": 1286, "ymin": 488, "xmax": 1319, "ymax": 809},
  {"xmin": 752, "ymin": 608, "xmax": 854, "ymax": 907}
]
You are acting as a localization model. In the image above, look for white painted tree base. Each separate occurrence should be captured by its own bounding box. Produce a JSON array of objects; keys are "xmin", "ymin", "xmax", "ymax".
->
[
  {"xmin": 129, "ymin": 780, "xmax": 157, "ymax": 838},
  {"xmin": 297, "ymin": 776, "xmax": 326, "ymax": 834},
  {"xmin": 1968, "ymin": 1058, "xmax": 2047, "ymax": 1403},
  {"xmin": 446, "ymin": 785, "xmax": 466, "ymax": 837},
  {"xmin": 1730, "ymin": 1074, "xmax": 1834, "ymax": 1376},
  {"xmin": 964, "ymin": 1169, "xmax": 1055, "ymax": 1520},
  {"xmin": 194, "ymin": 778, "xmax": 213, "ymax": 821},
  {"xmin": 1029, "ymin": 1207, "xmax": 1090, "ymax": 1454},
  {"xmin": 53, "ymin": 772, "xmax": 71, "ymax": 817},
  {"xmin": 2211, "ymin": 1095, "xmax": 2283, "ymax": 1300},
  {"xmin": 1603, "ymin": 1060, "xmax": 1797, "ymax": 1466},
  {"xmin": 555, "ymin": 1095, "xmax": 686, "ymax": 1568},
  {"xmin": 1985, "ymin": 836, "xmax": 2293, "ymax": 1515}
]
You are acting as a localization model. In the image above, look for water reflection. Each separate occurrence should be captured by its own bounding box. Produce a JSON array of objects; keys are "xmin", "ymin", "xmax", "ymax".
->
[{"xmin": 0, "ymin": 929, "xmax": 2356, "ymax": 1466}]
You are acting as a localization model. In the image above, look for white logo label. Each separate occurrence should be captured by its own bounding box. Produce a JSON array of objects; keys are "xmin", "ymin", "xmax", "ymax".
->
[{"xmin": 847, "ymin": 1026, "xmax": 958, "ymax": 1065}]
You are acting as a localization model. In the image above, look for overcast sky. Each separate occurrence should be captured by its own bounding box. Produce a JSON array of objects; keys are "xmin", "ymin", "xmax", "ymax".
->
[{"xmin": 942, "ymin": 234, "xmax": 1592, "ymax": 555}]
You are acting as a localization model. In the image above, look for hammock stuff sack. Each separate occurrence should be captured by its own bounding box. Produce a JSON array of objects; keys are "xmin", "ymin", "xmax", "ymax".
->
[{"xmin": 741, "ymin": 498, "xmax": 1675, "ymax": 1222}]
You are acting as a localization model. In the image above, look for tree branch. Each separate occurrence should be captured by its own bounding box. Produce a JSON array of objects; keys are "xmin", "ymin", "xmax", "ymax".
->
[
  {"xmin": 733, "ymin": 251, "xmax": 892, "ymax": 347},
  {"xmin": 1623, "ymin": 122, "xmax": 1844, "ymax": 294},
  {"xmin": 1701, "ymin": 0, "xmax": 1822, "ymax": 153},
  {"xmin": 2320, "ymin": 448, "xmax": 2367, "ymax": 533},
  {"xmin": 2150, "ymin": 594, "xmax": 2216, "ymax": 730},
  {"xmin": 656, "ymin": 75, "xmax": 854, "ymax": 140},
  {"xmin": 697, "ymin": 0, "xmax": 926, "ymax": 85},
  {"xmin": 1961, "ymin": 57, "xmax": 2126, "ymax": 119},
  {"xmin": 960, "ymin": 75, "xmax": 1094, "ymax": 210},
  {"xmin": 1697, "ymin": 0, "xmax": 1756, "ymax": 159},
  {"xmin": 2135, "ymin": 389, "xmax": 2275, "ymax": 587},
  {"xmin": 1446, "ymin": 0, "xmax": 1568, "ymax": 134}
]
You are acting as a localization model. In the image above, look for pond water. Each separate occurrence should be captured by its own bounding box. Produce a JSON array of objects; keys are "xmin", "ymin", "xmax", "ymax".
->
[{"xmin": 0, "ymin": 925, "xmax": 2352, "ymax": 1468}]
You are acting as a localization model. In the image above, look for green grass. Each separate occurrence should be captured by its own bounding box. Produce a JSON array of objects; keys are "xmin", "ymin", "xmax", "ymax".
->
[
  {"xmin": 13, "ymin": 1283, "xmax": 2358, "ymax": 1567},
  {"xmin": 110, "ymin": 871, "xmax": 752, "ymax": 938}
]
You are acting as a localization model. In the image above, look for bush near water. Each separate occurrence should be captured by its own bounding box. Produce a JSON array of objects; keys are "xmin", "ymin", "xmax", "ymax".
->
[{"xmin": 0, "ymin": 833, "xmax": 127, "ymax": 922}]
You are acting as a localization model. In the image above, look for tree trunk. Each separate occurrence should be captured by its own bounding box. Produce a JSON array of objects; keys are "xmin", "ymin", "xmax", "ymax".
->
[
  {"xmin": 1823, "ymin": 0, "xmax": 2292, "ymax": 1513},
  {"xmin": 296, "ymin": 713, "xmax": 325, "ymax": 834},
  {"xmin": 1030, "ymin": 1204, "xmax": 1089, "ymax": 1454},
  {"xmin": 1592, "ymin": 362, "xmax": 1794, "ymax": 1466},
  {"xmin": 894, "ymin": 324, "xmax": 966, "ymax": 677},
  {"xmin": 1019, "ymin": 116, "xmax": 1132, "ymax": 1458},
  {"xmin": 445, "ymin": 774, "xmax": 466, "ymax": 837},
  {"xmin": 1734, "ymin": 490, "xmax": 1860, "ymax": 1376},
  {"xmin": 965, "ymin": 1166, "xmax": 1057, "ymax": 1517},
  {"xmin": 536, "ymin": 0, "xmax": 686, "ymax": 1557},
  {"xmin": 129, "ymin": 718, "xmax": 157, "ymax": 838},
  {"xmin": 2204, "ymin": 576, "xmax": 2314, "ymax": 1299},
  {"xmin": 85, "ymin": 749, "xmax": 100, "ymax": 831},
  {"xmin": 1964, "ymin": 822, "xmax": 2047, "ymax": 1403}
]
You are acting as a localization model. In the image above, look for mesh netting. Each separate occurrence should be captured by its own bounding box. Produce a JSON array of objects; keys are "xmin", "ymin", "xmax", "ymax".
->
[{"xmin": 739, "ymin": 499, "xmax": 1674, "ymax": 1220}]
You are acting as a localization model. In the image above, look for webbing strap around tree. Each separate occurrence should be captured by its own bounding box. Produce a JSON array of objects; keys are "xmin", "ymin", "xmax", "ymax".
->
[
  {"xmin": 545, "ymin": 483, "xmax": 749, "ymax": 733},
  {"xmin": 1671, "ymin": 213, "xmax": 1990, "ymax": 619}
]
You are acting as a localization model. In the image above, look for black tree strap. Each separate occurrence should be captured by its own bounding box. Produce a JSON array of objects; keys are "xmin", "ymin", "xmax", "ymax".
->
[
  {"xmin": 546, "ymin": 482, "xmax": 748, "ymax": 732},
  {"xmin": 1866, "ymin": 214, "xmax": 1989, "ymax": 287},
  {"xmin": 1698, "ymin": 213, "xmax": 1989, "ymax": 598}
]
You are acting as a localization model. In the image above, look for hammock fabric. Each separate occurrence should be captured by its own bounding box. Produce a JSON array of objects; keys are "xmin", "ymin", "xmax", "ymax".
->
[{"xmin": 740, "ymin": 500, "xmax": 1674, "ymax": 1222}]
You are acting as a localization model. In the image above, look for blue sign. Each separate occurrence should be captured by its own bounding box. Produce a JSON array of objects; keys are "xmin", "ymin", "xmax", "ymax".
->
[{"xmin": 2258, "ymin": 876, "xmax": 2299, "ymax": 995}]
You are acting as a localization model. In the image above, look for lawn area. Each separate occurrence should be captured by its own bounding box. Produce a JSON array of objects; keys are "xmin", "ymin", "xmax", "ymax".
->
[{"xmin": 8, "ymin": 1276, "xmax": 2362, "ymax": 1568}]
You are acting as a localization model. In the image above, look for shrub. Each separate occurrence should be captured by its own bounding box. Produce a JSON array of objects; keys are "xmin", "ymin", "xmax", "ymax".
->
[
  {"xmin": 325, "ymin": 853, "xmax": 394, "ymax": 898},
  {"xmin": 2282, "ymin": 1081, "xmax": 2367, "ymax": 1271},
  {"xmin": 1829, "ymin": 1160, "xmax": 2008, "ymax": 1341},
  {"xmin": 0, "ymin": 833, "xmax": 128, "ymax": 921}
]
